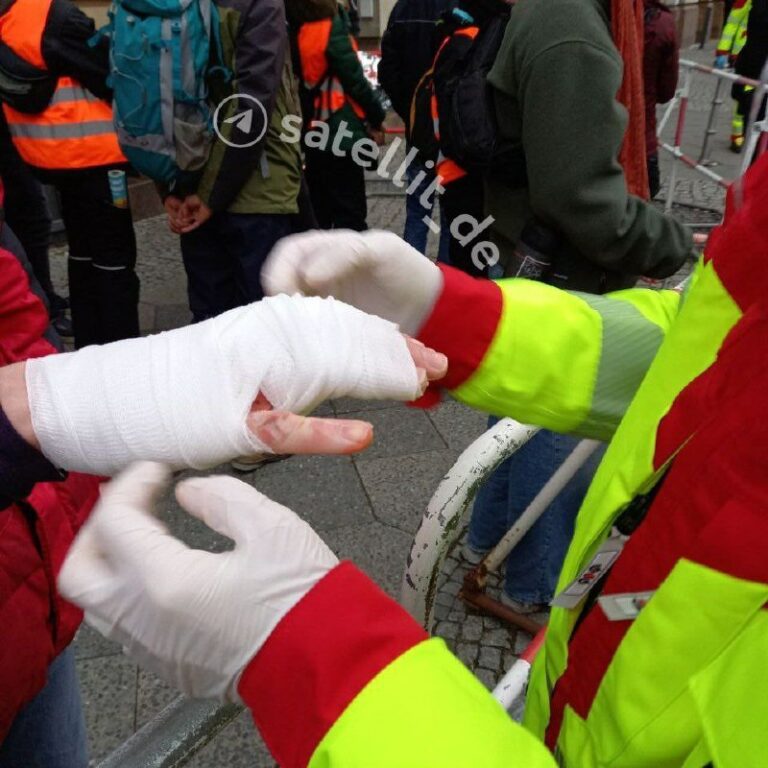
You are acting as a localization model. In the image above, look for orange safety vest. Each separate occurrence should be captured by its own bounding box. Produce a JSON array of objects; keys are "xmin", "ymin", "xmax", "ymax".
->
[
  {"xmin": 0, "ymin": 0, "xmax": 125, "ymax": 170},
  {"xmin": 298, "ymin": 18, "xmax": 366, "ymax": 125},
  {"xmin": 432, "ymin": 26, "xmax": 478, "ymax": 186}
]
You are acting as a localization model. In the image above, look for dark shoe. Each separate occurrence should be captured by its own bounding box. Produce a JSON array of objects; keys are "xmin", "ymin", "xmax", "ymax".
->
[
  {"xmin": 230, "ymin": 453, "xmax": 291, "ymax": 472},
  {"xmin": 49, "ymin": 293, "xmax": 70, "ymax": 315},
  {"xmin": 730, "ymin": 137, "xmax": 744, "ymax": 154},
  {"xmin": 52, "ymin": 313, "xmax": 73, "ymax": 338}
]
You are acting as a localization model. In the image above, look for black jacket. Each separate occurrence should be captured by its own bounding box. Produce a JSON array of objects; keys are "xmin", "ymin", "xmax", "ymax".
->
[
  {"xmin": 736, "ymin": 0, "xmax": 768, "ymax": 80},
  {"xmin": 378, "ymin": 0, "xmax": 451, "ymax": 128},
  {"xmin": 41, "ymin": 0, "xmax": 112, "ymax": 100}
]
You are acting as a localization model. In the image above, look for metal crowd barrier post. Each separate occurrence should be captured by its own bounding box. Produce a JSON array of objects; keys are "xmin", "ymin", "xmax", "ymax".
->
[
  {"xmin": 400, "ymin": 418, "xmax": 539, "ymax": 630},
  {"xmin": 96, "ymin": 698, "xmax": 242, "ymax": 768},
  {"xmin": 662, "ymin": 59, "xmax": 768, "ymax": 213}
]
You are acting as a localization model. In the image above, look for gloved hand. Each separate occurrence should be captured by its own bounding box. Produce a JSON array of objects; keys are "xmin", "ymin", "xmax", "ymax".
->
[
  {"xmin": 714, "ymin": 54, "xmax": 729, "ymax": 70},
  {"xmin": 58, "ymin": 462, "xmax": 338, "ymax": 702},
  {"xmin": 262, "ymin": 230, "xmax": 443, "ymax": 336},
  {"xmin": 24, "ymin": 294, "xmax": 447, "ymax": 475}
]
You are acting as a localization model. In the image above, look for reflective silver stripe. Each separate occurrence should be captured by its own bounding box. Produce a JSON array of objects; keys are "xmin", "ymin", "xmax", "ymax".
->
[
  {"xmin": 68, "ymin": 256, "xmax": 92, "ymax": 262},
  {"xmin": 93, "ymin": 264, "xmax": 127, "ymax": 271},
  {"xmin": 8, "ymin": 120, "xmax": 115, "ymax": 139},
  {"xmin": 50, "ymin": 86, "xmax": 101, "ymax": 105}
]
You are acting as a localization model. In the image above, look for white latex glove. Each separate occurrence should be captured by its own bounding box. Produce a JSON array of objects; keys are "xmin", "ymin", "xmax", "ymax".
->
[
  {"xmin": 25, "ymin": 294, "xmax": 425, "ymax": 475},
  {"xmin": 58, "ymin": 462, "xmax": 338, "ymax": 702},
  {"xmin": 262, "ymin": 230, "xmax": 443, "ymax": 336}
]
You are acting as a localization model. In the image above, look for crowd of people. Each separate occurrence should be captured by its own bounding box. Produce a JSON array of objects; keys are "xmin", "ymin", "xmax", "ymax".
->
[{"xmin": 0, "ymin": 0, "xmax": 766, "ymax": 766}]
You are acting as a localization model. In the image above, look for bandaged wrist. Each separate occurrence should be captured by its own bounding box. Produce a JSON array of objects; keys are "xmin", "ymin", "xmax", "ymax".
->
[{"xmin": 26, "ymin": 295, "xmax": 418, "ymax": 475}]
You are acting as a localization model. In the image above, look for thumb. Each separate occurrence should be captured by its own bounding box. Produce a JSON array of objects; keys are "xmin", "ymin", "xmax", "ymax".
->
[{"xmin": 174, "ymin": 475, "xmax": 292, "ymax": 544}]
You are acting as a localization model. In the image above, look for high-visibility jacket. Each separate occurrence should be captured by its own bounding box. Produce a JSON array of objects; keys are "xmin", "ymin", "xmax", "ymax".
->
[
  {"xmin": 717, "ymin": 0, "xmax": 751, "ymax": 58},
  {"xmin": 0, "ymin": 0, "xmax": 124, "ymax": 170},
  {"xmin": 235, "ymin": 158, "xmax": 767, "ymax": 767},
  {"xmin": 412, "ymin": 154, "xmax": 768, "ymax": 765},
  {"xmin": 298, "ymin": 18, "xmax": 366, "ymax": 125},
  {"xmin": 431, "ymin": 25, "xmax": 479, "ymax": 186}
]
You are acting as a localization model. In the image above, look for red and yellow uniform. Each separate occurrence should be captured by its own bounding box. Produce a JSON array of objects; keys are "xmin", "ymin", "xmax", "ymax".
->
[{"xmin": 238, "ymin": 156, "xmax": 768, "ymax": 766}]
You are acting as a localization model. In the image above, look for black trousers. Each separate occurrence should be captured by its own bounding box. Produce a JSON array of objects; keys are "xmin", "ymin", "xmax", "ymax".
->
[
  {"xmin": 305, "ymin": 147, "xmax": 368, "ymax": 231},
  {"xmin": 0, "ymin": 116, "xmax": 54, "ymax": 305},
  {"xmin": 441, "ymin": 173, "xmax": 488, "ymax": 278},
  {"xmin": 47, "ymin": 166, "xmax": 140, "ymax": 348}
]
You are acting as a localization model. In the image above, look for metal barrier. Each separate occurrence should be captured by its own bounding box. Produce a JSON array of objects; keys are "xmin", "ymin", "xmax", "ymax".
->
[
  {"xmin": 96, "ymin": 698, "xmax": 241, "ymax": 768},
  {"xmin": 661, "ymin": 58, "xmax": 768, "ymax": 214}
]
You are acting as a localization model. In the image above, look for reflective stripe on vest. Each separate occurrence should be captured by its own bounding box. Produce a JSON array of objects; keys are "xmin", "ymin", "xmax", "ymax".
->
[
  {"xmin": 431, "ymin": 26, "xmax": 478, "ymax": 186},
  {"xmin": 4, "ymin": 77, "xmax": 125, "ymax": 170},
  {"xmin": 0, "ymin": 0, "xmax": 51, "ymax": 69}
]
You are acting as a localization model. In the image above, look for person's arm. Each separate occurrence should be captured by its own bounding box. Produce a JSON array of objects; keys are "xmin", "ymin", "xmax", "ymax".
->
[
  {"xmin": 656, "ymin": 13, "xmax": 679, "ymax": 104},
  {"xmin": 517, "ymin": 41, "xmax": 692, "ymax": 277},
  {"xmin": 717, "ymin": 0, "xmax": 751, "ymax": 56},
  {"xmin": 326, "ymin": 14, "xmax": 386, "ymax": 127},
  {"xmin": 59, "ymin": 464, "xmax": 558, "ymax": 768},
  {"xmin": 263, "ymin": 229, "xmax": 683, "ymax": 442},
  {"xmin": 196, "ymin": 0, "xmax": 287, "ymax": 213},
  {"xmin": 42, "ymin": 0, "xmax": 112, "ymax": 101},
  {"xmin": 378, "ymin": 0, "xmax": 411, "ymax": 121}
]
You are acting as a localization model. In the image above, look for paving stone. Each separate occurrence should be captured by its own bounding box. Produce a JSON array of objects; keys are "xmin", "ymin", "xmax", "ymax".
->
[
  {"xmin": 73, "ymin": 623, "xmax": 122, "ymax": 661},
  {"xmin": 479, "ymin": 646, "xmax": 502, "ymax": 671},
  {"xmin": 433, "ymin": 603, "xmax": 450, "ymax": 622},
  {"xmin": 475, "ymin": 668, "xmax": 498, "ymax": 690},
  {"xmin": 435, "ymin": 621, "xmax": 459, "ymax": 641},
  {"xmin": 456, "ymin": 642, "xmax": 478, "ymax": 667},
  {"xmin": 76, "ymin": 654, "xmax": 138, "ymax": 762},
  {"xmin": 356, "ymin": 449, "xmax": 457, "ymax": 533},
  {"xmin": 320, "ymin": 521, "xmax": 413, "ymax": 598},
  {"xmin": 461, "ymin": 615, "xmax": 483, "ymax": 642},
  {"xmin": 342, "ymin": 407, "xmax": 446, "ymax": 460},
  {"xmin": 427, "ymin": 397, "xmax": 488, "ymax": 452},
  {"xmin": 154, "ymin": 302, "xmax": 192, "ymax": 332},
  {"xmin": 135, "ymin": 670, "xmax": 179, "ymax": 730},
  {"xmin": 243, "ymin": 455, "xmax": 374, "ymax": 532},
  {"xmin": 332, "ymin": 396, "xmax": 402, "ymax": 414},
  {"xmin": 485, "ymin": 627, "xmax": 513, "ymax": 649}
]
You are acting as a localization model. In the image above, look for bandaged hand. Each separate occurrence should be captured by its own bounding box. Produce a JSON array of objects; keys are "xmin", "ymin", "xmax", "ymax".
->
[
  {"xmin": 24, "ymin": 294, "xmax": 447, "ymax": 475},
  {"xmin": 59, "ymin": 462, "xmax": 338, "ymax": 702},
  {"xmin": 263, "ymin": 230, "xmax": 444, "ymax": 335}
]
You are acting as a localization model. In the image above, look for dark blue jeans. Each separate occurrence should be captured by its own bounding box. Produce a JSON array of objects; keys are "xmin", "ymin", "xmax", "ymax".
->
[
  {"xmin": 403, "ymin": 160, "xmax": 450, "ymax": 264},
  {"xmin": 0, "ymin": 647, "xmax": 89, "ymax": 768},
  {"xmin": 181, "ymin": 211, "xmax": 293, "ymax": 321},
  {"xmin": 468, "ymin": 423, "xmax": 603, "ymax": 604}
]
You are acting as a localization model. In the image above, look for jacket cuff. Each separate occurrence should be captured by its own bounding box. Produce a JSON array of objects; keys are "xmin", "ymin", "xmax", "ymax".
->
[
  {"xmin": 0, "ymin": 406, "xmax": 63, "ymax": 508},
  {"xmin": 238, "ymin": 561, "xmax": 428, "ymax": 768},
  {"xmin": 416, "ymin": 265, "xmax": 504, "ymax": 391}
]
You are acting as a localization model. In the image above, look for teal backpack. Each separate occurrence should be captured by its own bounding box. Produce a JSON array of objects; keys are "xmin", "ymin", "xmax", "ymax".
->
[{"xmin": 102, "ymin": 0, "xmax": 227, "ymax": 187}]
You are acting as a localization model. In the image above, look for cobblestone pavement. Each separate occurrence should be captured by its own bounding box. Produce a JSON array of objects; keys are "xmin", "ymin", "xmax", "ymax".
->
[{"xmin": 45, "ymin": 43, "xmax": 732, "ymax": 767}]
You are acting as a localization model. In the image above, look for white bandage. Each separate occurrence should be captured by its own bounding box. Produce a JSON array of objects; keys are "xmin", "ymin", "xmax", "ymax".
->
[{"xmin": 27, "ymin": 294, "xmax": 419, "ymax": 475}]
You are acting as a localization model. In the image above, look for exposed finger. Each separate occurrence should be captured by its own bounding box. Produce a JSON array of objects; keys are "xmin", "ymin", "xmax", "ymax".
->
[
  {"xmin": 247, "ymin": 410, "xmax": 373, "ymax": 455},
  {"xmin": 405, "ymin": 336, "xmax": 448, "ymax": 382}
]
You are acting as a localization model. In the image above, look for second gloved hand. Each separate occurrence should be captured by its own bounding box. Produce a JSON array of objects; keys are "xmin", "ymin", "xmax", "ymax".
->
[
  {"xmin": 26, "ymin": 294, "xmax": 444, "ymax": 475},
  {"xmin": 262, "ymin": 230, "xmax": 444, "ymax": 335},
  {"xmin": 58, "ymin": 462, "xmax": 338, "ymax": 702}
]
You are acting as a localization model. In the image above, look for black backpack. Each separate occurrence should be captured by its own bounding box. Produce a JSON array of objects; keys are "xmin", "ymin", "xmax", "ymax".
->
[{"xmin": 437, "ymin": 10, "xmax": 527, "ymax": 183}]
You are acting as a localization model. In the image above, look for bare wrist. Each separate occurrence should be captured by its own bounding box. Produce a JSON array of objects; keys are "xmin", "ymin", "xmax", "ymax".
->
[{"xmin": 0, "ymin": 362, "xmax": 39, "ymax": 450}]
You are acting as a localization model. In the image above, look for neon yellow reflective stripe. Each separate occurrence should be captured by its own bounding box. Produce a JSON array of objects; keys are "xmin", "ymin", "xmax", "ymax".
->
[
  {"xmin": 689, "ymin": 609, "xmax": 768, "ymax": 767},
  {"xmin": 452, "ymin": 280, "xmax": 676, "ymax": 440},
  {"xmin": 526, "ymin": 259, "xmax": 743, "ymax": 739},
  {"xmin": 452, "ymin": 279, "xmax": 602, "ymax": 433},
  {"xmin": 573, "ymin": 290, "xmax": 675, "ymax": 439},
  {"xmin": 308, "ymin": 638, "xmax": 556, "ymax": 768},
  {"xmin": 575, "ymin": 561, "xmax": 768, "ymax": 767}
]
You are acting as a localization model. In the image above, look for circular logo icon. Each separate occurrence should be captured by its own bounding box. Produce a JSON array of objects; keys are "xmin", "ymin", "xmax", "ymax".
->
[{"xmin": 213, "ymin": 93, "xmax": 269, "ymax": 149}]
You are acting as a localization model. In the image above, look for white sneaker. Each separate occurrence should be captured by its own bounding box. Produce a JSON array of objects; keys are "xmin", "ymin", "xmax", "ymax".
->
[{"xmin": 230, "ymin": 453, "xmax": 290, "ymax": 473}]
